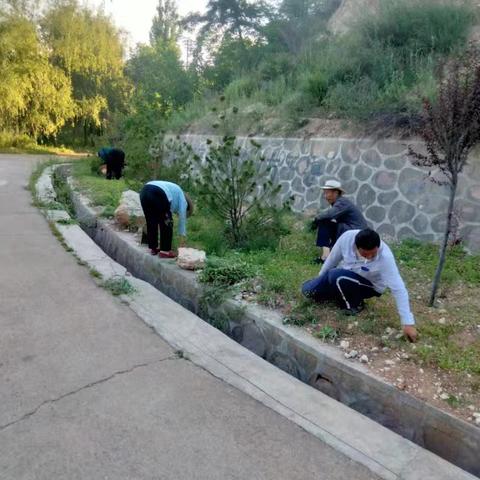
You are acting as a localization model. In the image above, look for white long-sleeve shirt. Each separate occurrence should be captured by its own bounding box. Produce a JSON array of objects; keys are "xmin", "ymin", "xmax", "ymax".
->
[{"xmin": 319, "ymin": 230, "xmax": 415, "ymax": 326}]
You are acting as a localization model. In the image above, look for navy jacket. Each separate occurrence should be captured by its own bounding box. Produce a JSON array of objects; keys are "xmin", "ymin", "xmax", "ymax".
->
[{"xmin": 315, "ymin": 196, "xmax": 368, "ymax": 237}]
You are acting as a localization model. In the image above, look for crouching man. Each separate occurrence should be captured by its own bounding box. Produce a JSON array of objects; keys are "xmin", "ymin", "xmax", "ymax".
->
[{"xmin": 301, "ymin": 228, "xmax": 417, "ymax": 342}]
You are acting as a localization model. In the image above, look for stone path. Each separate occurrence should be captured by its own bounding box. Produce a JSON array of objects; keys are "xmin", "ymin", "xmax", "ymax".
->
[{"xmin": 0, "ymin": 155, "xmax": 381, "ymax": 479}]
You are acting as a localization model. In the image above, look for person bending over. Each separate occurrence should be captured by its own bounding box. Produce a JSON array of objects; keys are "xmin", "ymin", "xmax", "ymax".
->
[
  {"xmin": 98, "ymin": 147, "xmax": 126, "ymax": 180},
  {"xmin": 311, "ymin": 180, "xmax": 368, "ymax": 264},
  {"xmin": 140, "ymin": 180, "xmax": 193, "ymax": 258},
  {"xmin": 302, "ymin": 228, "xmax": 417, "ymax": 342}
]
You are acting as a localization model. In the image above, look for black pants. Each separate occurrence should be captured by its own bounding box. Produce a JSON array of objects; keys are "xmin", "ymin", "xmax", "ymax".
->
[
  {"xmin": 302, "ymin": 268, "xmax": 381, "ymax": 310},
  {"xmin": 106, "ymin": 149, "xmax": 125, "ymax": 180},
  {"xmin": 316, "ymin": 219, "xmax": 338, "ymax": 248},
  {"xmin": 139, "ymin": 184, "xmax": 173, "ymax": 251}
]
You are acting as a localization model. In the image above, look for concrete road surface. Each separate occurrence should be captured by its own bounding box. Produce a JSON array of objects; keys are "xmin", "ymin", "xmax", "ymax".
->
[{"xmin": 0, "ymin": 155, "xmax": 378, "ymax": 480}]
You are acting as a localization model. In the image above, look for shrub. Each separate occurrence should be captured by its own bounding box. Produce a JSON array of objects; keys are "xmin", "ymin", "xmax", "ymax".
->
[
  {"xmin": 300, "ymin": 70, "xmax": 329, "ymax": 105},
  {"xmin": 199, "ymin": 256, "xmax": 255, "ymax": 286},
  {"xmin": 224, "ymin": 76, "xmax": 258, "ymax": 102}
]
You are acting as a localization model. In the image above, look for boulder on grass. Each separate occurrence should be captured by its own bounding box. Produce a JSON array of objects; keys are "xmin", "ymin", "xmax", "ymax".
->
[
  {"xmin": 177, "ymin": 247, "xmax": 206, "ymax": 270},
  {"xmin": 114, "ymin": 190, "xmax": 145, "ymax": 228}
]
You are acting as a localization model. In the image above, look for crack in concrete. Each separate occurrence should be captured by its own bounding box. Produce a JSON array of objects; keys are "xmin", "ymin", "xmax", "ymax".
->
[{"xmin": 0, "ymin": 354, "xmax": 177, "ymax": 432}]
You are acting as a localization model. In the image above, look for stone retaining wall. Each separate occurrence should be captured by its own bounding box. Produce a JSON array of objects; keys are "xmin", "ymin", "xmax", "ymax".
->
[{"xmin": 173, "ymin": 134, "xmax": 480, "ymax": 252}]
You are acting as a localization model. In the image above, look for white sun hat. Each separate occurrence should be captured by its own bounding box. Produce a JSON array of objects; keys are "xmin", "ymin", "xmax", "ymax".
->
[{"xmin": 320, "ymin": 179, "xmax": 344, "ymax": 192}]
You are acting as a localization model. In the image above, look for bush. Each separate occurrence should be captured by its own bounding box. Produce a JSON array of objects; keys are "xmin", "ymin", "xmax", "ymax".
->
[
  {"xmin": 300, "ymin": 70, "xmax": 329, "ymax": 105},
  {"xmin": 224, "ymin": 77, "xmax": 258, "ymax": 102},
  {"xmin": 199, "ymin": 256, "xmax": 256, "ymax": 286}
]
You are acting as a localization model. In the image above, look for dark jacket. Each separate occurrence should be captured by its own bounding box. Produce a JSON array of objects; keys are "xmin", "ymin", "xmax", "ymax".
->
[{"xmin": 314, "ymin": 196, "xmax": 368, "ymax": 238}]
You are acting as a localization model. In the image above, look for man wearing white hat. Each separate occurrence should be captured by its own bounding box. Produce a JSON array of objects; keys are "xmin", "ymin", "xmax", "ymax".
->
[{"xmin": 311, "ymin": 179, "xmax": 368, "ymax": 264}]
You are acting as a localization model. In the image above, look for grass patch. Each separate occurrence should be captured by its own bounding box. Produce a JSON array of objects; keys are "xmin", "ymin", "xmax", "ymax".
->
[
  {"xmin": 71, "ymin": 159, "xmax": 127, "ymax": 210},
  {"xmin": 102, "ymin": 277, "xmax": 136, "ymax": 296}
]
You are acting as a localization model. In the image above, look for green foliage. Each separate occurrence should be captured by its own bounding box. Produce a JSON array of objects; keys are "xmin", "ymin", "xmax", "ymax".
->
[
  {"xmin": 393, "ymin": 239, "xmax": 480, "ymax": 285},
  {"xmin": 190, "ymin": 105, "xmax": 285, "ymax": 246},
  {"xmin": 51, "ymin": 169, "xmax": 75, "ymax": 217},
  {"xmin": 198, "ymin": 256, "xmax": 255, "ymax": 286},
  {"xmin": 102, "ymin": 277, "xmax": 136, "ymax": 296},
  {"xmin": 315, "ymin": 325, "xmax": 339, "ymax": 342}
]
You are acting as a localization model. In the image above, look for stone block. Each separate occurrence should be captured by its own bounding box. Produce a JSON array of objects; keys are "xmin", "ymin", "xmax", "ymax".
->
[
  {"xmin": 467, "ymin": 184, "xmax": 480, "ymax": 202},
  {"xmin": 373, "ymin": 170, "xmax": 398, "ymax": 191},
  {"xmin": 338, "ymin": 165, "xmax": 353, "ymax": 182},
  {"xmin": 456, "ymin": 200, "xmax": 480, "ymax": 223},
  {"xmin": 388, "ymin": 200, "xmax": 415, "ymax": 224},
  {"xmin": 376, "ymin": 140, "xmax": 407, "ymax": 156},
  {"xmin": 306, "ymin": 186, "xmax": 322, "ymax": 203},
  {"xmin": 356, "ymin": 184, "xmax": 377, "ymax": 211},
  {"xmin": 366, "ymin": 206, "xmax": 386, "ymax": 223},
  {"xmin": 361, "ymin": 149, "xmax": 382, "ymax": 167},
  {"xmin": 241, "ymin": 322, "xmax": 267, "ymax": 358},
  {"xmin": 279, "ymin": 167, "xmax": 293, "ymax": 181},
  {"xmin": 354, "ymin": 164, "xmax": 373, "ymax": 181},
  {"xmin": 310, "ymin": 160, "xmax": 325, "ymax": 176},
  {"xmin": 398, "ymin": 226, "xmax": 418, "ymax": 241},
  {"xmin": 378, "ymin": 191, "xmax": 398, "ymax": 205},
  {"xmin": 384, "ymin": 155, "xmax": 407, "ymax": 170},
  {"xmin": 412, "ymin": 214, "xmax": 429, "ymax": 233},
  {"xmin": 296, "ymin": 158, "xmax": 309, "ymax": 175},
  {"xmin": 292, "ymin": 176, "xmax": 306, "ymax": 193},
  {"xmin": 341, "ymin": 141, "xmax": 361, "ymax": 164},
  {"xmin": 309, "ymin": 373, "xmax": 340, "ymax": 401},
  {"xmin": 416, "ymin": 194, "xmax": 448, "ymax": 215},
  {"xmin": 431, "ymin": 214, "xmax": 447, "ymax": 233},
  {"xmin": 398, "ymin": 168, "xmax": 427, "ymax": 197},
  {"xmin": 460, "ymin": 225, "xmax": 480, "ymax": 252},
  {"xmin": 325, "ymin": 160, "xmax": 342, "ymax": 175},
  {"xmin": 342, "ymin": 179, "xmax": 359, "ymax": 194},
  {"xmin": 377, "ymin": 223, "xmax": 396, "ymax": 240},
  {"xmin": 303, "ymin": 174, "xmax": 318, "ymax": 188},
  {"xmin": 270, "ymin": 352, "xmax": 301, "ymax": 379}
]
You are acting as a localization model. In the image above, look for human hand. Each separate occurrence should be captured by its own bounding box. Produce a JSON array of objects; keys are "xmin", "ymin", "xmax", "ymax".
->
[
  {"xmin": 403, "ymin": 325, "xmax": 418, "ymax": 343},
  {"xmin": 310, "ymin": 219, "xmax": 319, "ymax": 231}
]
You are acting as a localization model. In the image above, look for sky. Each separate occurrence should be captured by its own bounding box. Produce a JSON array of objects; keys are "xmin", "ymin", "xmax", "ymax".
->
[{"xmin": 88, "ymin": 0, "xmax": 208, "ymax": 49}]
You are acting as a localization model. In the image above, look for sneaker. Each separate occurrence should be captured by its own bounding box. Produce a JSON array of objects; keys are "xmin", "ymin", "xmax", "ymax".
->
[
  {"xmin": 342, "ymin": 303, "xmax": 365, "ymax": 316},
  {"xmin": 312, "ymin": 257, "xmax": 325, "ymax": 265},
  {"xmin": 159, "ymin": 250, "xmax": 177, "ymax": 259},
  {"xmin": 150, "ymin": 248, "xmax": 160, "ymax": 255}
]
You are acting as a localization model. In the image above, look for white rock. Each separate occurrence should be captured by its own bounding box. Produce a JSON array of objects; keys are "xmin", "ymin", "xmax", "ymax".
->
[
  {"xmin": 340, "ymin": 340, "xmax": 350, "ymax": 350},
  {"xmin": 359, "ymin": 355, "xmax": 369, "ymax": 363},
  {"xmin": 344, "ymin": 350, "xmax": 358, "ymax": 359},
  {"xmin": 371, "ymin": 347, "xmax": 379, "ymax": 352},
  {"xmin": 475, "ymin": 417, "xmax": 480, "ymax": 426},
  {"xmin": 467, "ymin": 405, "xmax": 475, "ymax": 411},
  {"xmin": 384, "ymin": 360, "xmax": 395, "ymax": 366},
  {"xmin": 440, "ymin": 393, "xmax": 450, "ymax": 400},
  {"xmin": 177, "ymin": 247, "xmax": 206, "ymax": 271},
  {"xmin": 419, "ymin": 368, "xmax": 424, "ymax": 374},
  {"xmin": 473, "ymin": 412, "xmax": 480, "ymax": 418},
  {"xmin": 382, "ymin": 347, "xmax": 390, "ymax": 353},
  {"xmin": 438, "ymin": 317, "xmax": 447, "ymax": 325},
  {"xmin": 114, "ymin": 190, "xmax": 145, "ymax": 227}
]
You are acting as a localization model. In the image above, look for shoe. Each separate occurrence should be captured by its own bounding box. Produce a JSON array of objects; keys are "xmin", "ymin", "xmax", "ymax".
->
[
  {"xmin": 312, "ymin": 257, "xmax": 325, "ymax": 265},
  {"xmin": 159, "ymin": 250, "xmax": 177, "ymax": 259},
  {"xmin": 150, "ymin": 248, "xmax": 160, "ymax": 255},
  {"xmin": 342, "ymin": 303, "xmax": 365, "ymax": 316}
]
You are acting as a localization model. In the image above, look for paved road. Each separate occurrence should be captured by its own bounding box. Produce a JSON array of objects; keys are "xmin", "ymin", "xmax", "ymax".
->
[{"xmin": 0, "ymin": 155, "xmax": 378, "ymax": 480}]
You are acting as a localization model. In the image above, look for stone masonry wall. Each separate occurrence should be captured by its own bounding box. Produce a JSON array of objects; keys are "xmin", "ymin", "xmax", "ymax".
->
[{"xmin": 172, "ymin": 134, "xmax": 480, "ymax": 252}]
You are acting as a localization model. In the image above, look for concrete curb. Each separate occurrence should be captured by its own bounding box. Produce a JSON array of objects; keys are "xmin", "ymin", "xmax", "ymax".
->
[{"xmin": 34, "ymin": 166, "xmax": 477, "ymax": 480}]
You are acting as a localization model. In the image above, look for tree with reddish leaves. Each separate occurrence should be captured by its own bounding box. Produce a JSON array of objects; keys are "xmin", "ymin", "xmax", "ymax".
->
[{"xmin": 409, "ymin": 47, "xmax": 480, "ymax": 306}]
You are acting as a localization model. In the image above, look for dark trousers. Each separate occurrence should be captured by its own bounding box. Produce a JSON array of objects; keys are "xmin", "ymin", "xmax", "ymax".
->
[
  {"xmin": 106, "ymin": 150, "xmax": 125, "ymax": 180},
  {"xmin": 139, "ymin": 184, "xmax": 173, "ymax": 251},
  {"xmin": 302, "ymin": 269, "xmax": 381, "ymax": 310},
  {"xmin": 316, "ymin": 219, "xmax": 338, "ymax": 248}
]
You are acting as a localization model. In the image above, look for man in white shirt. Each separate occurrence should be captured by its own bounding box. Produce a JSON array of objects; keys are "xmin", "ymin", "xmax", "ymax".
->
[{"xmin": 302, "ymin": 228, "xmax": 418, "ymax": 342}]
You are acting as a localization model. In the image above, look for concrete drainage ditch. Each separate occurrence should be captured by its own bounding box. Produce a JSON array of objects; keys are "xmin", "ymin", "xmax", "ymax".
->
[{"xmin": 52, "ymin": 165, "xmax": 479, "ymax": 477}]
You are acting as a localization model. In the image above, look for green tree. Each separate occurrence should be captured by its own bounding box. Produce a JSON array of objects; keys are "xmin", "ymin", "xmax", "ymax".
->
[
  {"xmin": 150, "ymin": 0, "xmax": 180, "ymax": 45},
  {"xmin": 0, "ymin": 13, "xmax": 74, "ymax": 138},
  {"xmin": 41, "ymin": 0, "xmax": 129, "ymax": 144}
]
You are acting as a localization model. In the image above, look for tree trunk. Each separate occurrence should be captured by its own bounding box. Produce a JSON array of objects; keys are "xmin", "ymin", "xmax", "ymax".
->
[
  {"xmin": 83, "ymin": 120, "xmax": 88, "ymax": 147},
  {"xmin": 429, "ymin": 179, "xmax": 457, "ymax": 306}
]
